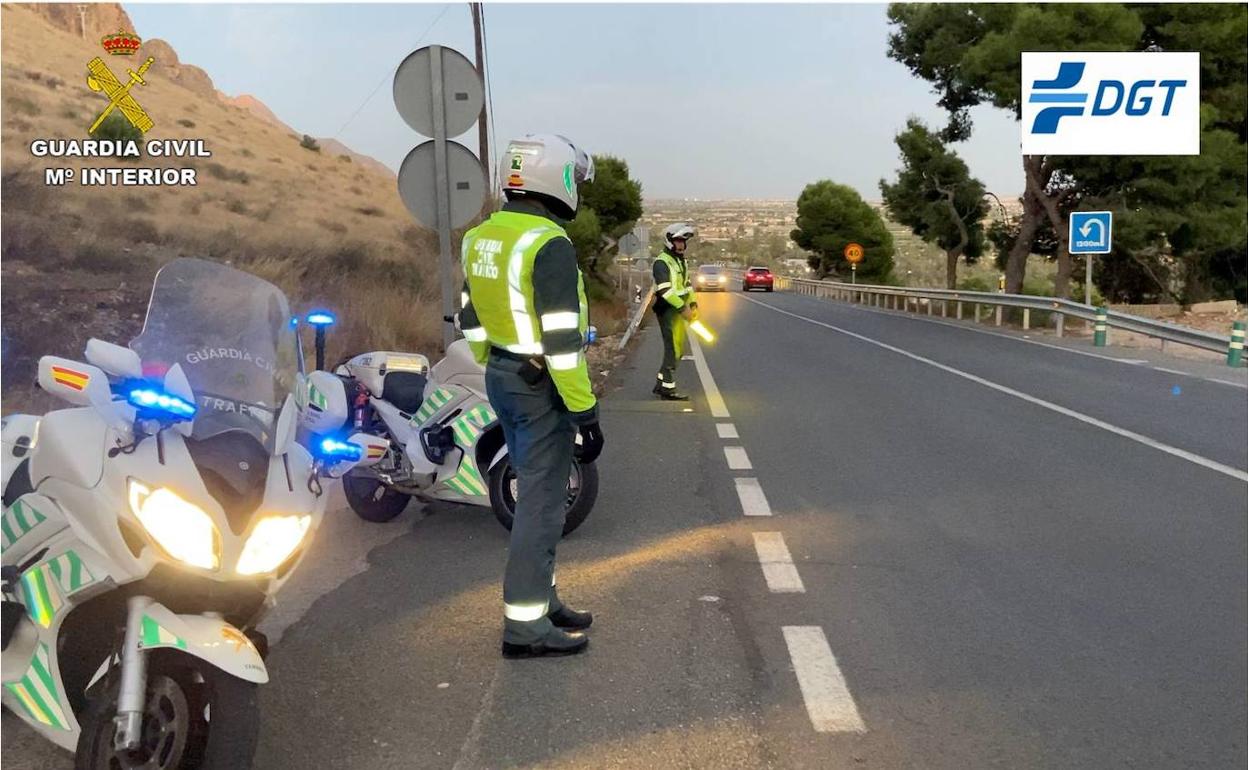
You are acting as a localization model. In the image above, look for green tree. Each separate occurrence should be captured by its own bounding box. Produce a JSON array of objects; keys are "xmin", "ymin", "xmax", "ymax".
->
[
  {"xmin": 565, "ymin": 207, "xmax": 602, "ymax": 273},
  {"xmin": 791, "ymin": 181, "xmax": 895, "ymax": 282},
  {"xmin": 575, "ymin": 154, "xmax": 643, "ymax": 278},
  {"xmin": 887, "ymin": 3, "xmax": 1142, "ymax": 297},
  {"xmin": 880, "ymin": 118, "xmax": 989, "ymax": 288}
]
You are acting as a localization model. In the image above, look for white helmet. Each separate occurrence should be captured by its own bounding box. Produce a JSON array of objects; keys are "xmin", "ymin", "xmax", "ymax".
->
[
  {"xmin": 501, "ymin": 134, "xmax": 595, "ymax": 219},
  {"xmin": 664, "ymin": 222, "xmax": 697, "ymax": 250}
]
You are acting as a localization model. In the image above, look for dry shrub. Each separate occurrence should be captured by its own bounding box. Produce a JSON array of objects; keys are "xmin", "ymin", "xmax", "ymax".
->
[
  {"xmin": 7, "ymin": 94, "xmax": 41, "ymax": 116},
  {"xmin": 205, "ymin": 162, "xmax": 250, "ymax": 185},
  {"xmin": 68, "ymin": 239, "xmax": 149, "ymax": 274},
  {"xmin": 316, "ymin": 218, "xmax": 347, "ymax": 234},
  {"xmin": 125, "ymin": 194, "xmax": 152, "ymax": 212},
  {"xmin": 1, "ymin": 211, "xmax": 65, "ymax": 266},
  {"xmin": 355, "ymin": 206, "xmax": 384, "ymax": 218},
  {"xmin": 177, "ymin": 118, "xmax": 196, "ymax": 129}
]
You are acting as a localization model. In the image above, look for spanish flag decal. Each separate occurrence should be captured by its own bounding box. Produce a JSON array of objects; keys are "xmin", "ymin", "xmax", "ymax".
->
[{"xmin": 51, "ymin": 366, "xmax": 89, "ymax": 392}]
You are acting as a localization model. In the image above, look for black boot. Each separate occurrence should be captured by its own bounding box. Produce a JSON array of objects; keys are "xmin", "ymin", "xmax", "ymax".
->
[
  {"xmin": 502, "ymin": 628, "xmax": 589, "ymax": 659},
  {"xmin": 548, "ymin": 605, "xmax": 593, "ymax": 630},
  {"xmin": 658, "ymin": 388, "xmax": 690, "ymax": 401}
]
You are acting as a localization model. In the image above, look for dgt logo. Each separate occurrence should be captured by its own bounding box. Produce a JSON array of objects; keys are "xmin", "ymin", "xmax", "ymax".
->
[{"xmin": 1021, "ymin": 52, "xmax": 1199, "ymax": 156}]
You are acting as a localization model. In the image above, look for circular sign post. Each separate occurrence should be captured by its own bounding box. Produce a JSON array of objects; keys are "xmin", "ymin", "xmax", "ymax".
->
[
  {"xmin": 392, "ymin": 44, "xmax": 488, "ymax": 350},
  {"xmin": 844, "ymin": 243, "xmax": 864, "ymax": 284}
]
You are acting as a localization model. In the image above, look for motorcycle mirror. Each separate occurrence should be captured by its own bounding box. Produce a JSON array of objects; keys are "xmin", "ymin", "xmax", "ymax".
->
[{"xmin": 85, "ymin": 339, "xmax": 143, "ymax": 379}]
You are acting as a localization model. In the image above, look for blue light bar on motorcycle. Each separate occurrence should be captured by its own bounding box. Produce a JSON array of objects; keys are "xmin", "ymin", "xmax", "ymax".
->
[
  {"xmin": 318, "ymin": 437, "xmax": 361, "ymax": 462},
  {"xmin": 306, "ymin": 311, "xmax": 336, "ymax": 327},
  {"xmin": 128, "ymin": 388, "xmax": 197, "ymax": 419}
]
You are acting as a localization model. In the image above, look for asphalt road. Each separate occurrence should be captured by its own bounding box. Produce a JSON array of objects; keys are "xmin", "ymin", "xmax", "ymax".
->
[{"xmin": 4, "ymin": 288, "xmax": 1246, "ymax": 768}]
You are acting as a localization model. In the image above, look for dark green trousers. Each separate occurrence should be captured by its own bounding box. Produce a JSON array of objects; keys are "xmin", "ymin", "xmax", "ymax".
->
[
  {"xmin": 654, "ymin": 304, "xmax": 687, "ymax": 390},
  {"xmin": 485, "ymin": 353, "xmax": 574, "ymax": 644}
]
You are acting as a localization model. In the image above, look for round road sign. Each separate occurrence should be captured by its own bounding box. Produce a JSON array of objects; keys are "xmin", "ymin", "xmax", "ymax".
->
[
  {"xmin": 844, "ymin": 243, "xmax": 865, "ymax": 264},
  {"xmin": 397, "ymin": 140, "xmax": 487, "ymax": 230},
  {"xmin": 393, "ymin": 46, "xmax": 484, "ymax": 138}
]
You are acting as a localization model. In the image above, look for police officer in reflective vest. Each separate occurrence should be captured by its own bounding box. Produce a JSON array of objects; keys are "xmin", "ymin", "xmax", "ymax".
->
[
  {"xmin": 459, "ymin": 134, "xmax": 603, "ymax": 659},
  {"xmin": 652, "ymin": 223, "xmax": 698, "ymax": 400}
]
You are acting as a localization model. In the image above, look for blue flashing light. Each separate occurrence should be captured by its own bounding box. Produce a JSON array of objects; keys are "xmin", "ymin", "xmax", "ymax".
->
[
  {"xmin": 318, "ymin": 437, "xmax": 361, "ymax": 462},
  {"xmin": 290, "ymin": 317, "xmax": 299, "ymax": 328},
  {"xmin": 128, "ymin": 387, "xmax": 197, "ymax": 419},
  {"xmin": 306, "ymin": 311, "xmax": 336, "ymax": 327}
]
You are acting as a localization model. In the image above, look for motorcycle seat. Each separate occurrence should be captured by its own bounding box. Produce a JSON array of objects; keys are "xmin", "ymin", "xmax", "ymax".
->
[{"xmin": 382, "ymin": 371, "xmax": 429, "ymax": 415}]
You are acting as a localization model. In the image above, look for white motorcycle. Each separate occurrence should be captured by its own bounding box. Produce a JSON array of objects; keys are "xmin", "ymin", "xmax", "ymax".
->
[
  {"xmin": 303, "ymin": 321, "xmax": 598, "ymax": 536},
  {"xmin": 0, "ymin": 259, "xmax": 382, "ymax": 769}
]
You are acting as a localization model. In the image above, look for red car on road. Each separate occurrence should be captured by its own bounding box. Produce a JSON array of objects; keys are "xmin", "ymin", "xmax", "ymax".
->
[{"xmin": 742, "ymin": 266, "xmax": 775, "ymax": 292}]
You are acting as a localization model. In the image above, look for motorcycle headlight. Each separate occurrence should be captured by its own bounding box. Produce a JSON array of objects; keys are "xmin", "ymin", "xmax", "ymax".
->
[
  {"xmin": 128, "ymin": 481, "xmax": 220, "ymax": 570},
  {"xmin": 236, "ymin": 515, "xmax": 312, "ymax": 575}
]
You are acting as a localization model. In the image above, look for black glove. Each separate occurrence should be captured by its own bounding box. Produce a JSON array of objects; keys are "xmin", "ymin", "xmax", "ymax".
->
[{"xmin": 574, "ymin": 421, "xmax": 604, "ymax": 464}]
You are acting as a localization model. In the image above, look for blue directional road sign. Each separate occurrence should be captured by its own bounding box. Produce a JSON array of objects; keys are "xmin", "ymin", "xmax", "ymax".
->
[{"xmin": 1069, "ymin": 211, "xmax": 1113, "ymax": 254}]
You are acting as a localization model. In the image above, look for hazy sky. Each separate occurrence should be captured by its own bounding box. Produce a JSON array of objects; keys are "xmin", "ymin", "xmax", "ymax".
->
[{"xmin": 126, "ymin": 3, "xmax": 1025, "ymax": 199}]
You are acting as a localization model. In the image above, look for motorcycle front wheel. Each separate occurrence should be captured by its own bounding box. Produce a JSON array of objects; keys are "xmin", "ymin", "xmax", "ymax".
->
[
  {"xmin": 342, "ymin": 470, "xmax": 411, "ymax": 522},
  {"xmin": 488, "ymin": 456, "xmax": 599, "ymax": 537},
  {"xmin": 75, "ymin": 651, "xmax": 259, "ymax": 770}
]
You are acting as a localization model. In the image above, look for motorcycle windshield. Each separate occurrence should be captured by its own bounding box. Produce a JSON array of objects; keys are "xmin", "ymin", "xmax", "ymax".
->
[{"xmin": 130, "ymin": 258, "xmax": 302, "ymax": 450}]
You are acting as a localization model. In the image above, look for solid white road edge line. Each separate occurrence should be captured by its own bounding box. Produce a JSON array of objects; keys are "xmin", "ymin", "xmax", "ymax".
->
[
  {"xmin": 764, "ymin": 291, "xmax": 1248, "ymax": 388},
  {"xmin": 689, "ymin": 337, "xmax": 730, "ymax": 418},
  {"xmin": 741, "ymin": 295, "xmax": 1248, "ymax": 484}
]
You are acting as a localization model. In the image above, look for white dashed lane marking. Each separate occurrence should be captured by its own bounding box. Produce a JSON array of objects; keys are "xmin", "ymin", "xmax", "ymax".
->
[
  {"xmin": 716, "ymin": 423, "xmax": 739, "ymax": 439},
  {"xmin": 734, "ymin": 478, "xmax": 773, "ymax": 517},
  {"xmin": 724, "ymin": 446, "xmax": 752, "ymax": 470},
  {"xmin": 783, "ymin": 626, "xmax": 866, "ymax": 733},
  {"xmin": 752, "ymin": 532, "xmax": 805, "ymax": 593}
]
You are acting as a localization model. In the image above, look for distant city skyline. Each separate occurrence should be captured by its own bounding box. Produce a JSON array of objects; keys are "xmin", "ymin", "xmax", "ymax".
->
[{"xmin": 126, "ymin": 3, "xmax": 1026, "ymax": 200}]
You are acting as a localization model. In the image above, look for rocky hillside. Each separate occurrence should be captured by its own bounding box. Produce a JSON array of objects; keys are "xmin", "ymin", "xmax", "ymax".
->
[{"xmin": 1, "ymin": 2, "xmax": 440, "ymax": 412}]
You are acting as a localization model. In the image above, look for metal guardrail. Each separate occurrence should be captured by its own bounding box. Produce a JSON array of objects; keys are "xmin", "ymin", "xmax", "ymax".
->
[{"xmin": 722, "ymin": 269, "xmax": 1238, "ymax": 360}]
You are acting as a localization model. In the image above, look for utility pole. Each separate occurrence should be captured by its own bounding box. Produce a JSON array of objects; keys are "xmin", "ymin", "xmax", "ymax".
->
[
  {"xmin": 76, "ymin": 4, "xmax": 89, "ymax": 38},
  {"xmin": 470, "ymin": 3, "xmax": 490, "ymax": 197}
]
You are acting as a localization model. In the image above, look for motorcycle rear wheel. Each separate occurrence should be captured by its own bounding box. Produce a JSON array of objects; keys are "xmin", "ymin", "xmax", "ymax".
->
[
  {"xmin": 75, "ymin": 652, "xmax": 259, "ymax": 770},
  {"xmin": 488, "ymin": 457, "xmax": 598, "ymax": 537}
]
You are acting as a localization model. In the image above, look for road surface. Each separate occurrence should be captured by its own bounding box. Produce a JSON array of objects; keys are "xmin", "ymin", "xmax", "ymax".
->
[{"xmin": 4, "ymin": 288, "xmax": 1245, "ymax": 768}]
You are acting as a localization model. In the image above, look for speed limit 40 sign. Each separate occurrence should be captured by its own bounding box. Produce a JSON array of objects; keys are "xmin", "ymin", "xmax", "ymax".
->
[{"xmin": 844, "ymin": 243, "xmax": 864, "ymax": 264}]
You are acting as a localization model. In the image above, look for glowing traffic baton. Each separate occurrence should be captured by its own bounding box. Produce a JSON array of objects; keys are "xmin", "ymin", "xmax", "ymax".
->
[{"xmin": 689, "ymin": 319, "xmax": 716, "ymax": 344}]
